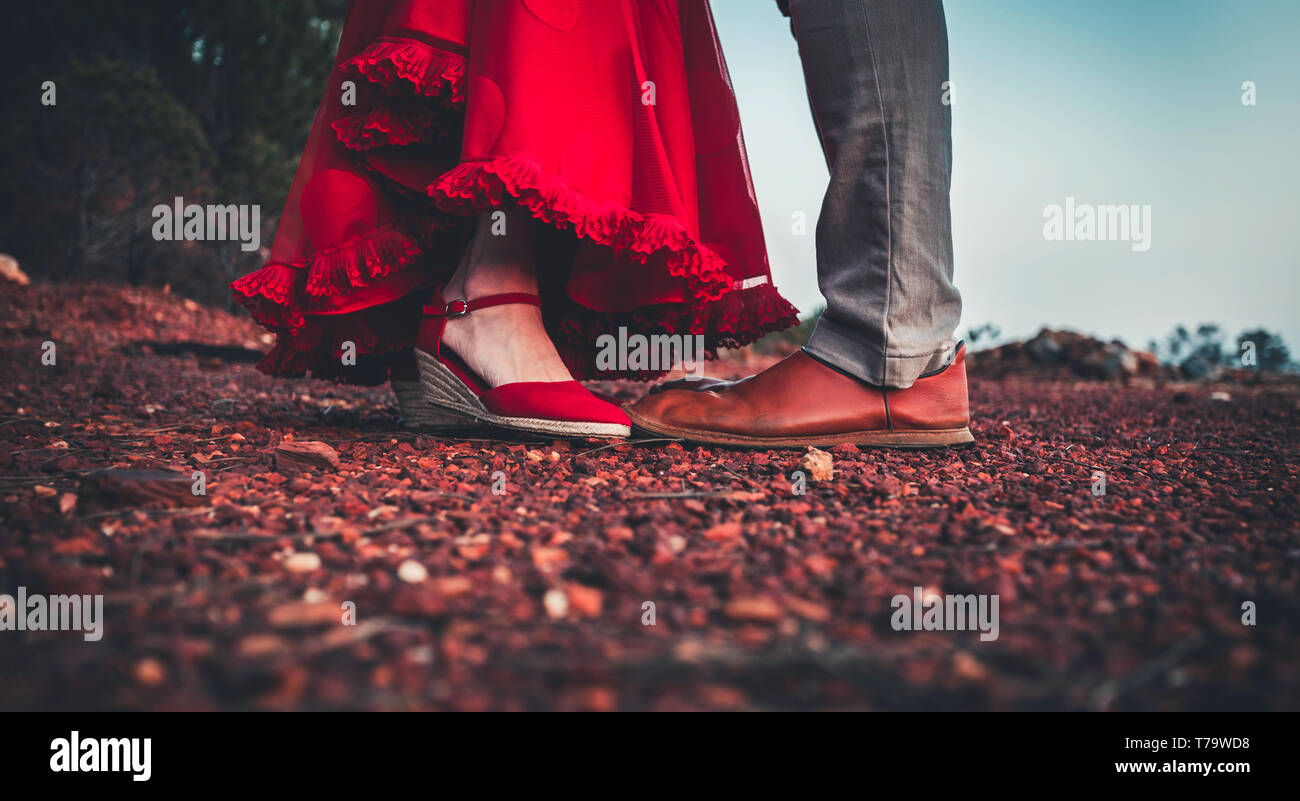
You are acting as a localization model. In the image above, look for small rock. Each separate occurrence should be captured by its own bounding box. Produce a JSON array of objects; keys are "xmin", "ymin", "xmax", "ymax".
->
[
  {"xmin": 566, "ymin": 584, "xmax": 603, "ymax": 617},
  {"xmin": 952, "ymin": 651, "xmax": 990, "ymax": 683},
  {"xmin": 268, "ymin": 601, "xmax": 339, "ymax": 628},
  {"xmin": 531, "ymin": 546, "xmax": 568, "ymax": 571},
  {"xmin": 432, "ymin": 576, "xmax": 472, "ymax": 596},
  {"xmin": 80, "ymin": 468, "xmax": 208, "ymax": 508},
  {"xmin": 543, "ymin": 588, "xmax": 569, "ymax": 619},
  {"xmin": 397, "ymin": 559, "xmax": 428, "ymax": 583},
  {"xmin": 0, "ymin": 254, "xmax": 29, "ymax": 286},
  {"xmin": 801, "ymin": 447, "xmax": 834, "ymax": 482},
  {"xmin": 133, "ymin": 658, "xmax": 166, "ymax": 686},
  {"xmin": 274, "ymin": 440, "xmax": 340, "ymax": 471},
  {"xmin": 604, "ymin": 525, "xmax": 635, "ymax": 542},
  {"xmin": 724, "ymin": 596, "xmax": 783, "ymax": 623},
  {"xmin": 874, "ymin": 476, "xmax": 904, "ymax": 497},
  {"xmin": 284, "ymin": 552, "xmax": 322, "ymax": 573},
  {"xmin": 238, "ymin": 634, "xmax": 289, "ymax": 658},
  {"xmin": 704, "ymin": 522, "xmax": 742, "ymax": 541}
]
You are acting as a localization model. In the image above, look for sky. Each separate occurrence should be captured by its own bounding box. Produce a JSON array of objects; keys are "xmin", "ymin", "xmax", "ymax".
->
[{"xmin": 709, "ymin": 0, "xmax": 1300, "ymax": 352}]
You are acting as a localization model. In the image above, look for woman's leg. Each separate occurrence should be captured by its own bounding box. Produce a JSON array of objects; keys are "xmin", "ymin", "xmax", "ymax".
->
[{"xmin": 438, "ymin": 205, "xmax": 574, "ymax": 387}]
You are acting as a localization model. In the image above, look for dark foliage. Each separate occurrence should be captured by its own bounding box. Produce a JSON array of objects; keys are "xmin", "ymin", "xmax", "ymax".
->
[{"xmin": 0, "ymin": 0, "xmax": 348, "ymax": 303}]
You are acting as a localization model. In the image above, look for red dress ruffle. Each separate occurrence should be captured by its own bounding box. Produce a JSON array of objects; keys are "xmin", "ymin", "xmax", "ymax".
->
[{"xmin": 231, "ymin": 0, "xmax": 798, "ymax": 384}]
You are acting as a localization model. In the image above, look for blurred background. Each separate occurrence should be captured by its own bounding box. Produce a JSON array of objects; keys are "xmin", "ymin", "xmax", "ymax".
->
[
  {"xmin": 2, "ymin": 0, "xmax": 1297, "ymax": 370},
  {"xmin": 1, "ymin": 1, "xmax": 347, "ymax": 301}
]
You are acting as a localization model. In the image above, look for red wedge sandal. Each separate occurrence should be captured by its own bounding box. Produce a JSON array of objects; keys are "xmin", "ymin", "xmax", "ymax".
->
[{"xmin": 414, "ymin": 291, "xmax": 631, "ymax": 439}]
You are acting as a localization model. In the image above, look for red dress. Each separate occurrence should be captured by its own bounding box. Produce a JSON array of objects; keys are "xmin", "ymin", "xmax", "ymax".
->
[{"xmin": 232, "ymin": 0, "xmax": 798, "ymax": 384}]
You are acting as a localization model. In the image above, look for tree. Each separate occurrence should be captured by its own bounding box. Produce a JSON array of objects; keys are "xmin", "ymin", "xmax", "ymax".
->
[
  {"xmin": 0, "ymin": 1, "xmax": 348, "ymax": 302},
  {"xmin": 1152, "ymin": 323, "xmax": 1292, "ymax": 376},
  {"xmin": 1236, "ymin": 329, "xmax": 1291, "ymax": 372},
  {"xmin": 967, "ymin": 322, "xmax": 1002, "ymax": 348},
  {"xmin": 0, "ymin": 58, "xmax": 213, "ymax": 285}
]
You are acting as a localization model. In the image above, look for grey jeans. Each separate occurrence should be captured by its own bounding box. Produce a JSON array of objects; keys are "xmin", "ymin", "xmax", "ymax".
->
[{"xmin": 787, "ymin": 0, "xmax": 962, "ymax": 389}]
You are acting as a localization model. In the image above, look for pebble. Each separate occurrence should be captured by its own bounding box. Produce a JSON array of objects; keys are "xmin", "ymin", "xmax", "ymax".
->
[
  {"xmin": 283, "ymin": 552, "xmax": 322, "ymax": 573},
  {"xmin": 543, "ymin": 589, "xmax": 569, "ymax": 619},
  {"xmin": 397, "ymin": 559, "xmax": 429, "ymax": 583},
  {"xmin": 133, "ymin": 658, "xmax": 166, "ymax": 686},
  {"xmin": 801, "ymin": 447, "xmax": 834, "ymax": 481}
]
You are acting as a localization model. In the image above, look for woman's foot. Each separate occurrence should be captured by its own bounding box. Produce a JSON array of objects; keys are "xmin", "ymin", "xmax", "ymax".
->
[
  {"xmin": 438, "ymin": 207, "xmax": 573, "ymax": 387},
  {"xmin": 413, "ymin": 206, "xmax": 631, "ymax": 439}
]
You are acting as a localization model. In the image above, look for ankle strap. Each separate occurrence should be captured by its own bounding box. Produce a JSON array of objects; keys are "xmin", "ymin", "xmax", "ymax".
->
[{"xmin": 422, "ymin": 292, "xmax": 541, "ymax": 318}]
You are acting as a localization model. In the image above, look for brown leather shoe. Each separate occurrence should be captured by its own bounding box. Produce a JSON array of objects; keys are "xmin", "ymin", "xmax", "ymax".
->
[
  {"xmin": 648, "ymin": 375, "xmax": 751, "ymax": 394},
  {"xmin": 627, "ymin": 343, "xmax": 973, "ymax": 448}
]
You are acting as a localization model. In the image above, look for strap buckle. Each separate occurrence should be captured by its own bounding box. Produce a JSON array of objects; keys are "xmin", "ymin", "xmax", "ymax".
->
[{"xmin": 445, "ymin": 298, "xmax": 469, "ymax": 317}]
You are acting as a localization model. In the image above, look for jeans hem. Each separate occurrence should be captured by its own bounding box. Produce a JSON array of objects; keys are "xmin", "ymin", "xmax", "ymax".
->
[{"xmin": 805, "ymin": 318, "xmax": 950, "ymax": 389}]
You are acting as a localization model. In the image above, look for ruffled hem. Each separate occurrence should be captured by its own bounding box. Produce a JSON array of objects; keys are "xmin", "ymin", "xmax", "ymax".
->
[
  {"xmin": 340, "ymin": 37, "xmax": 467, "ymax": 103},
  {"xmin": 429, "ymin": 153, "xmax": 734, "ymax": 306},
  {"xmin": 705, "ymin": 281, "xmax": 801, "ymax": 351},
  {"xmin": 547, "ymin": 280, "xmax": 800, "ymax": 381},
  {"xmin": 332, "ymin": 104, "xmax": 436, "ymax": 151},
  {"xmin": 230, "ymin": 262, "xmax": 306, "ymax": 332},
  {"xmin": 230, "ymin": 225, "xmax": 423, "ymax": 334},
  {"xmin": 303, "ymin": 224, "xmax": 422, "ymax": 298},
  {"xmin": 253, "ymin": 293, "xmax": 426, "ymax": 386}
]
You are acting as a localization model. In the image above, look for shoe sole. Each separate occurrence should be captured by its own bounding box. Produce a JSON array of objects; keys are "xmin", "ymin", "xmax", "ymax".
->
[
  {"xmin": 626, "ymin": 408, "xmax": 973, "ymax": 449},
  {"xmin": 392, "ymin": 380, "xmax": 480, "ymax": 431},
  {"xmin": 415, "ymin": 349, "xmax": 630, "ymax": 439}
]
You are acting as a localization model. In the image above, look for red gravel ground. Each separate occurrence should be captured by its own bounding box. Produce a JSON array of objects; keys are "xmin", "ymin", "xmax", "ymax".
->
[{"xmin": 2, "ymin": 283, "xmax": 1298, "ymax": 711}]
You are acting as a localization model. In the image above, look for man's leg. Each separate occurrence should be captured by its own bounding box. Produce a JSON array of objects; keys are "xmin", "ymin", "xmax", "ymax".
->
[
  {"xmin": 790, "ymin": 0, "xmax": 961, "ymax": 389},
  {"xmin": 626, "ymin": 0, "xmax": 971, "ymax": 447}
]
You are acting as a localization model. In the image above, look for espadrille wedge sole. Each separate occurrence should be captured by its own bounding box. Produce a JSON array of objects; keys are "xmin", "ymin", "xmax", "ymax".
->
[
  {"xmin": 391, "ymin": 379, "xmax": 478, "ymax": 430},
  {"xmin": 415, "ymin": 349, "xmax": 629, "ymax": 438}
]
